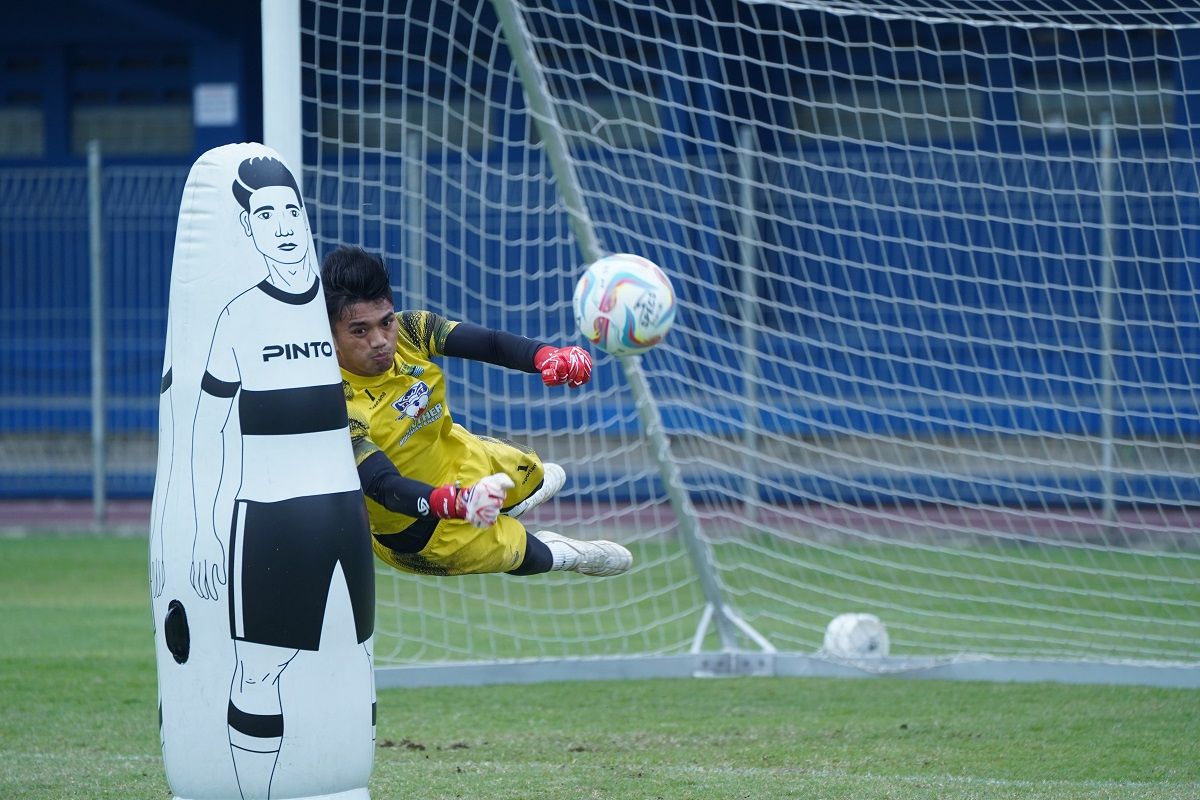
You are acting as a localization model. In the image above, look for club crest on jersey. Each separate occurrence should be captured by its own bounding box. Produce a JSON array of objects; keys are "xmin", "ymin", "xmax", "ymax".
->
[{"xmin": 394, "ymin": 381, "xmax": 431, "ymax": 420}]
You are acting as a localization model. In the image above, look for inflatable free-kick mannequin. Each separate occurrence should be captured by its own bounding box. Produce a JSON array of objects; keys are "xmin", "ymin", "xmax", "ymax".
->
[{"xmin": 148, "ymin": 142, "xmax": 376, "ymax": 800}]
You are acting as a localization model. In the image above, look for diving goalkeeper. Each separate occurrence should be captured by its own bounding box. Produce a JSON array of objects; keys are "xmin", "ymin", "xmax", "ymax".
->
[{"xmin": 321, "ymin": 245, "xmax": 632, "ymax": 578}]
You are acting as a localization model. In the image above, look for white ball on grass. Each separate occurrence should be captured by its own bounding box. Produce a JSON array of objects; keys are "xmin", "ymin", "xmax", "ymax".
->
[{"xmin": 822, "ymin": 613, "xmax": 890, "ymax": 658}]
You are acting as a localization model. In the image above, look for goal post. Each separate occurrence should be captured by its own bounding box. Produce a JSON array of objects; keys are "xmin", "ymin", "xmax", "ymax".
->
[
  {"xmin": 261, "ymin": 0, "xmax": 303, "ymax": 173},
  {"xmin": 267, "ymin": 0, "xmax": 1200, "ymax": 687}
]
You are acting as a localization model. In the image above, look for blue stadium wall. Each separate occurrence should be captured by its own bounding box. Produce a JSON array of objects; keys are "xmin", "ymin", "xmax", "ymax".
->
[{"xmin": 4, "ymin": 143, "xmax": 1199, "ymax": 502}]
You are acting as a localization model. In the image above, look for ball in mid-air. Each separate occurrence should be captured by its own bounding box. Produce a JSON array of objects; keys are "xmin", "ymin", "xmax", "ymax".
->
[{"xmin": 572, "ymin": 253, "xmax": 676, "ymax": 356}]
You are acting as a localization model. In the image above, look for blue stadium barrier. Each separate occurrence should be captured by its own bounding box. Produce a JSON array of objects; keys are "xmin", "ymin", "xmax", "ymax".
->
[{"xmin": 3, "ymin": 144, "xmax": 1199, "ymax": 502}]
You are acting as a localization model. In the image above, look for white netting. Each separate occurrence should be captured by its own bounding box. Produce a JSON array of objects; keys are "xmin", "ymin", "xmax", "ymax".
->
[{"xmin": 299, "ymin": 0, "xmax": 1200, "ymax": 669}]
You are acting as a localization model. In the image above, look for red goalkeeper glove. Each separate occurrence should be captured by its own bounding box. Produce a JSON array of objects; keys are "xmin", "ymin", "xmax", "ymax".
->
[
  {"xmin": 429, "ymin": 473, "xmax": 515, "ymax": 528},
  {"xmin": 534, "ymin": 345, "xmax": 592, "ymax": 388}
]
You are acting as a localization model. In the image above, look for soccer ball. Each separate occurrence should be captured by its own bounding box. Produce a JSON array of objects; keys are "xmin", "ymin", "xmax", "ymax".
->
[
  {"xmin": 821, "ymin": 613, "xmax": 890, "ymax": 659},
  {"xmin": 572, "ymin": 253, "xmax": 676, "ymax": 357}
]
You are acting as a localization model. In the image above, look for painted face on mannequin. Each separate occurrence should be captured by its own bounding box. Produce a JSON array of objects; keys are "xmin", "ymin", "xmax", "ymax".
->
[{"xmin": 240, "ymin": 185, "xmax": 309, "ymax": 266}]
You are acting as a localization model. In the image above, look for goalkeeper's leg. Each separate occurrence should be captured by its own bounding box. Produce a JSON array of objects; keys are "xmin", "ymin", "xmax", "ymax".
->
[
  {"xmin": 472, "ymin": 435, "xmax": 565, "ymax": 519},
  {"xmin": 505, "ymin": 462, "xmax": 566, "ymax": 519},
  {"xmin": 523, "ymin": 530, "xmax": 632, "ymax": 577}
]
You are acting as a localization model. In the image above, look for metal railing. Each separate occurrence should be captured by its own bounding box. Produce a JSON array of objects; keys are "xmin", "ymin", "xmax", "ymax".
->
[{"xmin": 0, "ymin": 146, "xmax": 188, "ymax": 523}]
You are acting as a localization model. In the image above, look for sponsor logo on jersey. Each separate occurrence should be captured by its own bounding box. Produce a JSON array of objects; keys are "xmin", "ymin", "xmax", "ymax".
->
[
  {"xmin": 261, "ymin": 341, "xmax": 335, "ymax": 362},
  {"xmin": 396, "ymin": 402, "xmax": 443, "ymax": 448},
  {"xmin": 398, "ymin": 363, "xmax": 425, "ymax": 378},
  {"xmin": 364, "ymin": 388, "xmax": 389, "ymax": 410}
]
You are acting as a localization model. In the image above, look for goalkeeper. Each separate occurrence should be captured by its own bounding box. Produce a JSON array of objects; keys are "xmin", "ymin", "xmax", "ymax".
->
[{"xmin": 321, "ymin": 245, "xmax": 632, "ymax": 578}]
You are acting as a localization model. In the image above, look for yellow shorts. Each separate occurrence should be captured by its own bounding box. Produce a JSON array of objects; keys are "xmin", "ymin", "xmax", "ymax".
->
[{"xmin": 372, "ymin": 436, "xmax": 546, "ymax": 576}]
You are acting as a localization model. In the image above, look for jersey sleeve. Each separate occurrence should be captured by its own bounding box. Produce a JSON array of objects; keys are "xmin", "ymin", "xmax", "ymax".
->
[
  {"xmin": 347, "ymin": 400, "xmax": 382, "ymax": 467},
  {"xmin": 442, "ymin": 321, "xmax": 548, "ymax": 373},
  {"xmin": 396, "ymin": 310, "xmax": 459, "ymax": 357},
  {"xmin": 201, "ymin": 306, "xmax": 241, "ymax": 397}
]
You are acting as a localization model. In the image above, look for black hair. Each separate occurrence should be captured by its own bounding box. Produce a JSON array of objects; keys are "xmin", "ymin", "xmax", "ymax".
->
[
  {"xmin": 320, "ymin": 245, "xmax": 394, "ymax": 322},
  {"xmin": 231, "ymin": 156, "xmax": 303, "ymax": 212}
]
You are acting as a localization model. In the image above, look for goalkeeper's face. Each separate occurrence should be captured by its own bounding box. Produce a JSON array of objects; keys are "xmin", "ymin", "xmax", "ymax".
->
[{"xmin": 331, "ymin": 298, "xmax": 398, "ymax": 377}]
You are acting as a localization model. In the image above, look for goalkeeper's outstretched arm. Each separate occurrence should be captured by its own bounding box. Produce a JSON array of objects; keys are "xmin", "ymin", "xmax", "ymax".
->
[
  {"xmin": 441, "ymin": 321, "xmax": 545, "ymax": 371},
  {"xmin": 442, "ymin": 321, "xmax": 592, "ymax": 387}
]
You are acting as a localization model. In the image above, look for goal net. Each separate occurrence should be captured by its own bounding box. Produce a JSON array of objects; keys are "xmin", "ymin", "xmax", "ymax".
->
[{"xmin": 285, "ymin": 0, "xmax": 1200, "ymax": 683}]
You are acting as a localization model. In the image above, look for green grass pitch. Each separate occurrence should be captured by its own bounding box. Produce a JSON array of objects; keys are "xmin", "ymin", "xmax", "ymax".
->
[{"xmin": 2, "ymin": 535, "xmax": 1198, "ymax": 799}]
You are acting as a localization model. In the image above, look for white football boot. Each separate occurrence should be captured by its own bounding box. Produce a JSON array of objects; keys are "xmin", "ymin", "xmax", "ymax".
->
[
  {"xmin": 534, "ymin": 530, "xmax": 633, "ymax": 577},
  {"xmin": 506, "ymin": 462, "xmax": 567, "ymax": 519}
]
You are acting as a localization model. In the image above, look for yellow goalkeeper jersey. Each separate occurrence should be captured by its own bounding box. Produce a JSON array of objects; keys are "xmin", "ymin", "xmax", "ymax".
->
[{"xmin": 343, "ymin": 310, "xmax": 476, "ymax": 533}]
